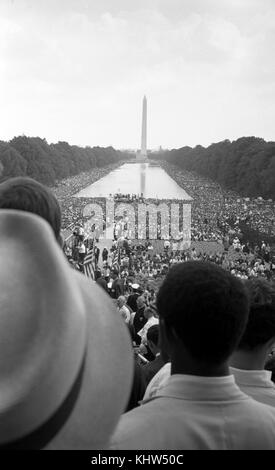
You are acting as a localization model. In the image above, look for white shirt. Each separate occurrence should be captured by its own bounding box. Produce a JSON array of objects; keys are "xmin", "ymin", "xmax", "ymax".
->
[
  {"xmin": 110, "ymin": 374, "xmax": 275, "ymax": 450},
  {"xmin": 78, "ymin": 243, "xmax": 86, "ymax": 254},
  {"xmin": 230, "ymin": 367, "xmax": 275, "ymax": 407},
  {"xmin": 118, "ymin": 305, "xmax": 131, "ymax": 324},
  {"xmin": 143, "ymin": 362, "xmax": 171, "ymax": 400},
  {"xmin": 138, "ymin": 316, "xmax": 159, "ymax": 345}
]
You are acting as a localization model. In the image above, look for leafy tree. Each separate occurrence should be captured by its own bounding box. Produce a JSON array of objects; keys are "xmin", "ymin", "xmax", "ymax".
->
[
  {"xmin": 154, "ymin": 137, "xmax": 275, "ymax": 200},
  {"xmin": 0, "ymin": 141, "xmax": 27, "ymax": 179},
  {"xmin": 1, "ymin": 135, "xmax": 130, "ymax": 186}
]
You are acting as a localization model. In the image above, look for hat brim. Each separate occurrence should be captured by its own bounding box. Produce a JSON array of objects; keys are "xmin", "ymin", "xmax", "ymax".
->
[
  {"xmin": 46, "ymin": 273, "xmax": 133, "ymax": 449},
  {"xmin": 0, "ymin": 210, "xmax": 133, "ymax": 449}
]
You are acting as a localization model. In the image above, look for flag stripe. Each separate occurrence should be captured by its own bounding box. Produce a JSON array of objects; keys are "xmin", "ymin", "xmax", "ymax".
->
[
  {"xmin": 83, "ymin": 247, "xmax": 96, "ymax": 279},
  {"xmin": 112, "ymin": 248, "xmax": 121, "ymax": 271}
]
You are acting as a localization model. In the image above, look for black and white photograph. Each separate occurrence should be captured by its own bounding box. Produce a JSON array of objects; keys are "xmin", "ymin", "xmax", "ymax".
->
[{"xmin": 0, "ymin": 0, "xmax": 275, "ymax": 455}]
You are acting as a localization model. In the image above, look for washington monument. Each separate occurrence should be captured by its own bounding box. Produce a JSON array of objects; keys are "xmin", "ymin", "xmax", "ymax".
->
[{"xmin": 137, "ymin": 95, "xmax": 147, "ymax": 160}]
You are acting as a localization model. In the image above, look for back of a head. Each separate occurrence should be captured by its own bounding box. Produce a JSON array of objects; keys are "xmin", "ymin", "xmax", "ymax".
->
[
  {"xmin": 157, "ymin": 261, "xmax": 249, "ymax": 366},
  {"xmin": 238, "ymin": 278, "xmax": 275, "ymax": 350},
  {"xmin": 0, "ymin": 177, "xmax": 61, "ymax": 240},
  {"xmin": 95, "ymin": 270, "xmax": 102, "ymax": 281},
  {"xmin": 118, "ymin": 295, "xmax": 126, "ymax": 305}
]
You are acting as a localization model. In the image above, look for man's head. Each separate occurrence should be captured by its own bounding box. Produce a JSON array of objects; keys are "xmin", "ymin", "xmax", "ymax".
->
[
  {"xmin": 144, "ymin": 306, "xmax": 154, "ymax": 320},
  {"xmin": 137, "ymin": 296, "xmax": 145, "ymax": 310},
  {"xmin": 144, "ymin": 303, "xmax": 158, "ymax": 320},
  {"xmin": 117, "ymin": 296, "xmax": 126, "ymax": 308},
  {"xmin": 112, "ymin": 269, "xmax": 119, "ymax": 279},
  {"xmin": 157, "ymin": 261, "xmax": 249, "ymax": 368},
  {"xmin": 237, "ymin": 278, "xmax": 275, "ymax": 352},
  {"xmin": 95, "ymin": 270, "xmax": 102, "ymax": 281},
  {"xmin": 0, "ymin": 177, "xmax": 61, "ymax": 241}
]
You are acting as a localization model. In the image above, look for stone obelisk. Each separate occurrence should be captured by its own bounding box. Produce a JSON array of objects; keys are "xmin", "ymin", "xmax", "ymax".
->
[
  {"xmin": 141, "ymin": 95, "xmax": 147, "ymax": 157},
  {"xmin": 137, "ymin": 96, "xmax": 147, "ymax": 160}
]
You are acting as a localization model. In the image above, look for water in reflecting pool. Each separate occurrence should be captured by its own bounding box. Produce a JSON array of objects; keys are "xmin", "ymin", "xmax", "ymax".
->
[{"xmin": 74, "ymin": 163, "xmax": 191, "ymax": 200}]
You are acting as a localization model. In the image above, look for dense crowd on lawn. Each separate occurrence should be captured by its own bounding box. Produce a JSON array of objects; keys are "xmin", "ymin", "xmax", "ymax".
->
[
  {"xmin": 54, "ymin": 161, "xmax": 275, "ymax": 254},
  {"xmin": 51, "ymin": 161, "xmax": 122, "ymax": 229},
  {"xmin": 162, "ymin": 161, "xmax": 275, "ymax": 241},
  {"xmin": 63, "ymin": 160, "xmax": 275, "ymax": 288},
  {"xmin": 113, "ymin": 193, "xmax": 145, "ymax": 203},
  {"xmin": 1, "ymin": 175, "xmax": 275, "ymax": 450},
  {"xmin": 66, "ymin": 226, "xmax": 275, "ymax": 293}
]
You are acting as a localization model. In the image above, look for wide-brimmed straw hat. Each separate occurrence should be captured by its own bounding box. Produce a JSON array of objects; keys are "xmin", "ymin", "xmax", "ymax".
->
[{"xmin": 0, "ymin": 210, "xmax": 133, "ymax": 449}]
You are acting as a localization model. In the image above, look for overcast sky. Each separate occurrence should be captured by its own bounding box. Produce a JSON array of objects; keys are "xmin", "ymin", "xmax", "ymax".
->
[{"xmin": 0, "ymin": 0, "xmax": 274, "ymax": 150}]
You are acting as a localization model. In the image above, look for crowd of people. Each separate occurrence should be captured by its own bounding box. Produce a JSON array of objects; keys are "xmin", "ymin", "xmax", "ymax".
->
[
  {"xmin": 64, "ymin": 218, "xmax": 275, "ymax": 288},
  {"xmin": 162, "ymin": 161, "xmax": 275, "ymax": 240},
  {"xmin": 66, "ymin": 239, "xmax": 275, "ymax": 291},
  {"xmin": 0, "ymin": 174, "xmax": 275, "ymax": 450},
  {"xmin": 113, "ymin": 193, "xmax": 145, "ymax": 203},
  {"xmin": 51, "ymin": 161, "xmax": 122, "ymax": 229},
  {"xmin": 56, "ymin": 160, "xmax": 274, "ymax": 271}
]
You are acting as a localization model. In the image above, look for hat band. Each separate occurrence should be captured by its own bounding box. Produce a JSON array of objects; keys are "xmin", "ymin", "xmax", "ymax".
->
[{"xmin": 0, "ymin": 349, "xmax": 87, "ymax": 450}]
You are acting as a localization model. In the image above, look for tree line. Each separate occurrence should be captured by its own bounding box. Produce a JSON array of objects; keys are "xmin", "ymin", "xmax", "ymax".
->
[
  {"xmin": 0, "ymin": 136, "xmax": 131, "ymax": 186},
  {"xmin": 153, "ymin": 137, "xmax": 275, "ymax": 200}
]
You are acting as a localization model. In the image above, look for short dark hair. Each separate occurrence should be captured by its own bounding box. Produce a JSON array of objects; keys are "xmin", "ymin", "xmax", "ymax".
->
[
  {"xmin": 94, "ymin": 270, "xmax": 102, "ymax": 281},
  {"xmin": 156, "ymin": 261, "xmax": 249, "ymax": 365},
  {"xmin": 0, "ymin": 177, "xmax": 61, "ymax": 240},
  {"xmin": 238, "ymin": 278, "xmax": 275, "ymax": 350},
  {"xmin": 147, "ymin": 324, "xmax": 159, "ymax": 347}
]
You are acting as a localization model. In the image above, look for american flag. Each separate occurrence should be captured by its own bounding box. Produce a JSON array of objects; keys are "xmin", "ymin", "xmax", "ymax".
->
[
  {"xmin": 112, "ymin": 248, "xmax": 121, "ymax": 271},
  {"xmin": 83, "ymin": 248, "xmax": 96, "ymax": 279}
]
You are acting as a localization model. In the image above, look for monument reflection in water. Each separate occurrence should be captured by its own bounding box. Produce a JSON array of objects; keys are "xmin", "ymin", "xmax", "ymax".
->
[{"xmin": 74, "ymin": 162, "xmax": 192, "ymax": 200}]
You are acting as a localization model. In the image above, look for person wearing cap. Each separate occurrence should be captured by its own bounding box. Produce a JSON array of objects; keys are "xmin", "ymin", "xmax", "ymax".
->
[
  {"xmin": 230, "ymin": 278, "xmax": 275, "ymax": 407},
  {"xmin": 0, "ymin": 210, "xmax": 133, "ymax": 449},
  {"xmin": 111, "ymin": 262, "xmax": 275, "ymax": 450}
]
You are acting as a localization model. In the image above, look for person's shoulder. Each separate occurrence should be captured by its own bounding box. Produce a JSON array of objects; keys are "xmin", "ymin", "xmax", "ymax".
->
[
  {"xmin": 252, "ymin": 389, "xmax": 275, "ymax": 408},
  {"xmin": 241, "ymin": 393, "xmax": 275, "ymax": 425},
  {"xmin": 142, "ymin": 357, "xmax": 164, "ymax": 383},
  {"xmin": 109, "ymin": 401, "xmax": 159, "ymax": 450}
]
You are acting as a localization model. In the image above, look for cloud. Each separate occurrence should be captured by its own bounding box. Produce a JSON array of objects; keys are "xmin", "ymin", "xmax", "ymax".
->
[{"xmin": 0, "ymin": 0, "xmax": 274, "ymax": 148}]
